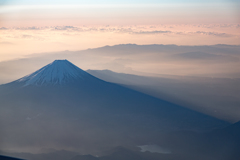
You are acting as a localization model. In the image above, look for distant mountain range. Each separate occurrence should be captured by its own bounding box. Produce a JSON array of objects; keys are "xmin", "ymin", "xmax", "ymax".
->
[{"xmin": 0, "ymin": 60, "xmax": 234, "ymax": 160}]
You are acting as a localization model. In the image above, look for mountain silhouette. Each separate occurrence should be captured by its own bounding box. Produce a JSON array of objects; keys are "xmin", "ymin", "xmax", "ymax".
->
[
  {"xmin": 0, "ymin": 155, "xmax": 24, "ymax": 160},
  {"xmin": 0, "ymin": 60, "xmax": 229, "ymax": 154}
]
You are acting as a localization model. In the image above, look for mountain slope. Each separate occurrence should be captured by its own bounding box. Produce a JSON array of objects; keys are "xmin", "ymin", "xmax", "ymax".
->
[
  {"xmin": 86, "ymin": 69, "xmax": 240, "ymax": 123},
  {"xmin": 16, "ymin": 59, "xmax": 98, "ymax": 86},
  {"xmin": 0, "ymin": 155, "xmax": 24, "ymax": 160},
  {"xmin": 0, "ymin": 60, "xmax": 229, "ymax": 154}
]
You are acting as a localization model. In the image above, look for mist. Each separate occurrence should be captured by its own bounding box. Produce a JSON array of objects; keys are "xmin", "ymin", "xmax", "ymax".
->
[{"xmin": 0, "ymin": 44, "xmax": 239, "ymax": 85}]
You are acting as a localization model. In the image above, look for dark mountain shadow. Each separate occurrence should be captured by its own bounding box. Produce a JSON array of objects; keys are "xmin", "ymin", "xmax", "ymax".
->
[{"xmin": 87, "ymin": 69, "xmax": 240, "ymax": 123}]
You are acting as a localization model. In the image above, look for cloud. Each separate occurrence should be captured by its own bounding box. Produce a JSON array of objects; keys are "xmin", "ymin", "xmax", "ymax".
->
[
  {"xmin": 14, "ymin": 26, "xmax": 48, "ymax": 30},
  {"xmin": 131, "ymin": 30, "xmax": 172, "ymax": 34},
  {"xmin": 0, "ymin": 25, "xmax": 238, "ymax": 38},
  {"xmin": 193, "ymin": 24, "xmax": 240, "ymax": 29},
  {"xmin": 53, "ymin": 26, "xmax": 80, "ymax": 31},
  {"xmin": 0, "ymin": 41, "xmax": 14, "ymax": 45},
  {"xmin": 0, "ymin": 27, "xmax": 8, "ymax": 30},
  {"xmin": 10, "ymin": 34, "xmax": 45, "ymax": 41},
  {"xmin": 22, "ymin": 34, "xmax": 34, "ymax": 38},
  {"xmin": 17, "ymin": 26, "xmax": 41, "ymax": 30},
  {"xmin": 20, "ymin": 34, "xmax": 44, "ymax": 40},
  {"xmin": 119, "ymin": 29, "xmax": 233, "ymax": 37},
  {"xmin": 193, "ymin": 31, "xmax": 233, "ymax": 37}
]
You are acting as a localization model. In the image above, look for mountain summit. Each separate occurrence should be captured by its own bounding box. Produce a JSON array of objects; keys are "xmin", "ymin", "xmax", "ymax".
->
[{"xmin": 16, "ymin": 60, "xmax": 91, "ymax": 86}]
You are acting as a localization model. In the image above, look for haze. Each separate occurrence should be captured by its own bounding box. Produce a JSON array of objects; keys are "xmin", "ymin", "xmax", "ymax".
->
[{"xmin": 0, "ymin": 1, "xmax": 240, "ymax": 160}]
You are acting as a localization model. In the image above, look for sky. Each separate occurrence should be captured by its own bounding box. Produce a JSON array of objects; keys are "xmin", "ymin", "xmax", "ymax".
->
[
  {"xmin": 2, "ymin": 0, "xmax": 240, "ymax": 5},
  {"xmin": 0, "ymin": 0, "xmax": 239, "ymax": 62}
]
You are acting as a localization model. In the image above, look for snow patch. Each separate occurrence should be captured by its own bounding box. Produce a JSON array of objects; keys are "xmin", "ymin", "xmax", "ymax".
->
[{"xmin": 17, "ymin": 60, "xmax": 88, "ymax": 86}]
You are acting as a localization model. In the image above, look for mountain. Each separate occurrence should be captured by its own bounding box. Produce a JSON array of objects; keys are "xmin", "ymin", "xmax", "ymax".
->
[
  {"xmin": 0, "ymin": 155, "xmax": 24, "ymax": 160},
  {"xmin": 86, "ymin": 69, "xmax": 240, "ymax": 123},
  {"xmin": 0, "ymin": 150, "xmax": 79, "ymax": 160},
  {"xmin": 71, "ymin": 155, "xmax": 98, "ymax": 160},
  {"xmin": 0, "ymin": 60, "xmax": 229, "ymax": 155},
  {"xmin": 17, "ymin": 59, "xmax": 91, "ymax": 86},
  {"xmin": 70, "ymin": 146, "xmax": 203, "ymax": 160},
  {"xmin": 224, "ymin": 121, "xmax": 240, "ymax": 133}
]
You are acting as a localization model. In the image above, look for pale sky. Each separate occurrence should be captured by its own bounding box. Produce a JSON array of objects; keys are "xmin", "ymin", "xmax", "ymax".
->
[
  {"xmin": 2, "ymin": 0, "xmax": 239, "ymax": 5},
  {"xmin": 0, "ymin": 0, "xmax": 239, "ymax": 61}
]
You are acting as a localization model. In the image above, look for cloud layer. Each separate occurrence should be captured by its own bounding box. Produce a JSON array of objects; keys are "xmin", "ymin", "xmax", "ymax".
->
[{"xmin": 0, "ymin": 24, "xmax": 239, "ymax": 62}]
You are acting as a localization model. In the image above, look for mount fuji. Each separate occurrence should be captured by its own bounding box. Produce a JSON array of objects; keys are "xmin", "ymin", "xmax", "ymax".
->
[
  {"xmin": 16, "ymin": 60, "xmax": 95, "ymax": 86},
  {"xmin": 0, "ymin": 60, "xmax": 229, "ymax": 154}
]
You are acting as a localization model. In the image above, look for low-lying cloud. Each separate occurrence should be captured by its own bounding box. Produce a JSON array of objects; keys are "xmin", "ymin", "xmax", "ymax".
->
[
  {"xmin": 0, "ymin": 25, "xmax": 238, "ymax": 38},
  {"xmin": 193, "ymin": 31, "xmax": 233, "ymax": 37}
]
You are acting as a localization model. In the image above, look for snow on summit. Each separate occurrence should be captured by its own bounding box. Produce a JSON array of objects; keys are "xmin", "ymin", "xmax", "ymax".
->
[{"xmin": 17, "ymin": 60, "xmax": 89, "ymax": 86}]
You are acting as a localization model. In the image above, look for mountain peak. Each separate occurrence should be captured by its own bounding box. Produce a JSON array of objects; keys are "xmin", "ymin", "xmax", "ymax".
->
[
  {"xmin": 17, "ymin": 59, "xmax": 89, "ymax": 86},
  {"xmin": 52, "ymin": 59, "xmax": 69, "ymax": 63}
]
